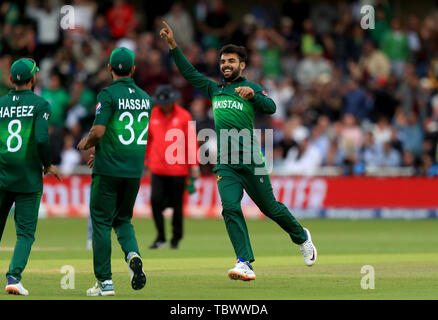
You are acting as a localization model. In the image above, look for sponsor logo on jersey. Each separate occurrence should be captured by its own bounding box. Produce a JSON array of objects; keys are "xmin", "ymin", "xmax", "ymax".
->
[
  {"xmin": 213, "ymin": 100, "xmax": 243, "ymax": 111},
  {"xmin": 96, "ymin": 102, "xmax": 102, "ymax": 114}
]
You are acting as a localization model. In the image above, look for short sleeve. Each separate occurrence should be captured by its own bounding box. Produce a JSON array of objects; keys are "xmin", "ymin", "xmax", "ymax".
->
[{"xmin": 93, "ymin": 90, "xmax": 114, "ymax": 126}]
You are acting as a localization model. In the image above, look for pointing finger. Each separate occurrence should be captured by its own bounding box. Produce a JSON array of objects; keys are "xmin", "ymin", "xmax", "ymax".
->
[{"xmin": 162, "ymin": 20, "xmax": 170, "ymax": 30}]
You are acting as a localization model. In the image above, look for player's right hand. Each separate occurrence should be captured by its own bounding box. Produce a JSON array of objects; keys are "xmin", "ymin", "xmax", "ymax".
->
[
  {"xmin": 44, "ymin": 165, "xmax": 62, "ymax": 181},
  {"xmin": 160, "ymin": 21, "xmax": 177, "ymax": 49}
]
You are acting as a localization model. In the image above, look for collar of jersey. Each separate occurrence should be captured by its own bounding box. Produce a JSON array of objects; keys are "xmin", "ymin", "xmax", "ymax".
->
[
  {"xmin": 111, "ymin": 77, "xmax": 134, "ymax": 85},
  {"xmin": 9, "ymin": 89, "xmax": 33, "ymax": 94}
]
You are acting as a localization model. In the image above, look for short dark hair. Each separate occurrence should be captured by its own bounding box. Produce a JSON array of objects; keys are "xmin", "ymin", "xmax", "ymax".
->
[
  {"xmin": 12, "ymin": 76, "xmax": 33, "ymax": 86},
  {"xmin": 113, "ymin": 68, "xmax": 132, "ymax": 76},
  {"xmin": 218, "ymin": 44, "xmax": 247, "ymax": 63}
]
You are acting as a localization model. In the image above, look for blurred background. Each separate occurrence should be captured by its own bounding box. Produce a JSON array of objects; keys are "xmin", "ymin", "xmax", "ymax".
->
[
  {"xmin": 2, "ymin": 0, "xmax": 438, "ymax": 177},
  {"xmin": 2, "ymin": 0, "xmax": 438, "ymax": 218}
]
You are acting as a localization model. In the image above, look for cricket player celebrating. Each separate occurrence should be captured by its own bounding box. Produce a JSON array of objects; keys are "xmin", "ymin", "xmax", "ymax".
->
[
  {"xmin": 0, "ymin": 58, "xmax": 61, "ymax": 295},
  {"xmin": 160, "ymin": 21, "xmax": 317, "ymax": 281},
  {"xmin": 77, "ymin": 47, "xmax": 150, "ymax": 296}
]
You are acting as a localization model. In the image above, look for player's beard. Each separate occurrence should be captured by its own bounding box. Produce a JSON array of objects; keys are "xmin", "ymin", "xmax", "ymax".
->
[{"xmin": 222, "ymin": 67, "xmax": 240, "ymax": 82}]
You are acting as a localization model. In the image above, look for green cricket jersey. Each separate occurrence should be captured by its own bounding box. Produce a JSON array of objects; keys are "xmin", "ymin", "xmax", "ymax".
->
[
  {"xmin": 0, "ymin": 89, "xmax": 51, "ymax": 193},
  {"xmin": 93, "ymin": 78, "xmax": 152, "ymax": 178},
  {"xmin": 170, "ymin": 46, "xmax": 276, "ymax": 172}
]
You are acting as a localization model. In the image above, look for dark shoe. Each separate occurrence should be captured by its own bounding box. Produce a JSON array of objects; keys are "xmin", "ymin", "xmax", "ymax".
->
[
  {"xmin": 170, "ymin": 240, "xmax": 179, "ymax": 249},
  {"xmin": 149, "ymin": 240, "xmax": 167, "ymax": 249}
]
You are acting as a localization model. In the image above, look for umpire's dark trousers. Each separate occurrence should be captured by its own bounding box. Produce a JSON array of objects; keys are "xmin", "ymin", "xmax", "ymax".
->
[{"xmin": 150, "ymin": 174, "xmax": 187, "ymax": 244}]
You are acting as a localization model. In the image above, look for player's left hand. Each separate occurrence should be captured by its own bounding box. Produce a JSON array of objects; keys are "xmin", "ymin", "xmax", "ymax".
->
[
  {"xmin": 235, "ymin": 86, "xmax": 255, "ymax": 100},
  {"xmin": 87, "ymin": 154, "xmax": 94, "ymax": 169},
  {"xmin": 77, "ymin": 137, "xmax": 88, "ymax": 151}
]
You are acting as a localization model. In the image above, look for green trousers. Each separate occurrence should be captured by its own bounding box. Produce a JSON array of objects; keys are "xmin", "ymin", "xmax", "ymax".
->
[
  {"xmin": 216, "ymin": 166, "xmax": 306, "ymax": 262},
  {"xmin": 0, "ymin": 190, "xmax": 41, "ymax": 281},
  {"xmin": 89, "ymin": 174, "xmax": 141, "ymax": 282}
]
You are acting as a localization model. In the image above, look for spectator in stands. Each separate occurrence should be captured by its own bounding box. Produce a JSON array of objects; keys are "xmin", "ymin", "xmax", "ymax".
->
[
  {"xmin": 249, "ymin": 26, "xmax": 288, "ymax": 79},
  {"xmin": 342, "ymin": 77, "xmax": 372, "ymax": 121},
  {"xmin": 419, "ymin": 153, "xmax": 438, "ymax": 176},
  {"xmin": 42, "ymin": 72, "xmax": 70, "ymax": 129},
  {"xmin": 65, "ymin": 77, "xmax": 96, "ymax": 131},
  {"xmin": 380, "ymin": 18, "xmax": 412, "ymax": 79},
  {"xmin": 369, "ymin": 4, "xmax": 391, "ymax": 46},
  {"xmin": 72, "ymin": 37, "xmax": 101, "ymax": 76},
  {"xmin": 360, "ymin": 131, "xmax": 381, "ymax": 168},
  {"xmin": 245, "ymin": 51, "xmax": 264, "ymax": 83},
  {"xmin": 135, "ymin": 49, "xmax": 170, "ymax": 96},
  {"xmin": 295, "ymin": 44, "xmax": 332, "ymax": 89},
  {"xmin": 249, "ymin": 0, "xmax": 279, "ymax": 29},
  {"xmin": 395, "ymin": 63, "xmax": 420, "ymax": 115},
  {"xmin": 197, "ymin": 0, "xmax": 235, "ymax": 49},
  {"xmin": 0, "ymin": 55, "xmax": 11, "ymax": 97},
  {"xmin": 72, "ymin": 0, "xmax": 95, "ymax": 34},
  {"xmin": 278, "ymin": 16, "xmax": 300, "ymax": 52},
  {"xmin": 163, "ymin": 2, "xmax": 194, "ymax": 50},
  {"xmin": 91, "ymin": 14, "xmax": 112, "ymax": 41},
  {"xmin": 264, "ymin": 77, "xmax": 294, "ymax": 122},
  {"xmin": 189, "ymin": 96, "xmax": 214, "ymax": 133},
  {"xmin": 339, "ymin": 113, "xmax": 363, "ymax": 156},
  {"xmin": 369, "ymin": 75, "xmax": 399, "ymax": 121},
  {"xmin": 373, "ymin": 115, "xmax": 393, "ymax": 146},
  {"xmin": 324, "ymin": 139, "xmax": 344, "ymax": 167},
  {"xmin": 423, "ymin": 94, "xmax": 438, "ymax": 140},
  {"xmin": 401, "ymin": 150, "xmax": 419, "ymax": 175},
  {"xmin": 281, "ymin": 129, "xmax": 323, "ymax": 175},
  {"xmin": 106, "ymin": 0, "xmax": 136, "ymax": 39},
  {"xmin": 358, "ymin": 40, "xmax": 391, "ymax": 80},
  {"xmin": 25, "ymin": 0, "xmax": 61, "ymax": 61},
  {"xmin": 377, "ymin": 140, "xmax": 402, "ymax": 167},
  {"xmin": 309, "ymin": 0, "xmax": 337, "ymax": 36},
  {"xmin": 197, "ymin": 47, "xmax": 221, "ymax": 80},
  {"xmin": 393, "ymin": 110, "xmax": 424, "ymax": 157},
  {"xmin": 309, "ymin": 118, "xmax": 330, "ymax": 163},
  {"xmin": 228, "ymin": 13, "xmax": 256, "ymax": 47},
  {"xmin": 300, "ymin": 18, "xmax": 317, "ymax": 56},
  {"xmin": 60, "ymin": 134, "xmax": 81, "ymax": 175}
]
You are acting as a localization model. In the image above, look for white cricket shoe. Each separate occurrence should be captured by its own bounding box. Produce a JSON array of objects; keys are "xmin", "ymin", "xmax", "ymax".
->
[
  {"xmin": 127, "ymin": 252, "xmax": 147, "ymax": 290},
  {"xmin": 228, "ymin": 260, "xmax": 256, "ymax": 281},
  {"xmin": 86, "ymin": 280, "xmax": 115, "ymax": 296},
  {"xmin": 5, "ymin": 276, "xmax": 29, "ymax": 296},
  {"xmin": 300, "ymin": 228, "xmax": 317, "ymax": 266}
]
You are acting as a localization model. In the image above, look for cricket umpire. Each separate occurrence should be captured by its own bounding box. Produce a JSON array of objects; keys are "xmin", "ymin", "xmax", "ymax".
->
[{"xmin": 146, "ymin": 85, "xmax": 199, "ymax": 249}]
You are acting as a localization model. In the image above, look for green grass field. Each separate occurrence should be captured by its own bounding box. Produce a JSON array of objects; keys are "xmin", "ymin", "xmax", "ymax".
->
[{"xmin": 0, "ymin": 217, "xmax": 437, "ymax": 300}]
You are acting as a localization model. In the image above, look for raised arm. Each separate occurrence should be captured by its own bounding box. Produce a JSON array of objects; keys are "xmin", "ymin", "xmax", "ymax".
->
[{"xmin": 160, "ymin": 21, "xmax": 217, "ymax": 99}]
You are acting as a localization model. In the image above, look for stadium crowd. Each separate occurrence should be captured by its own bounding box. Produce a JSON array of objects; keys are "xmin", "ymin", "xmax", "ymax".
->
[{"xmin": 1, "ymin": 0, "xmax": 438, "ymax": 176}]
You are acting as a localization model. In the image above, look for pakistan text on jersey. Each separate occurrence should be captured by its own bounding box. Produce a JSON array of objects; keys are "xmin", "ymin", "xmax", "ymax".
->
[
  {"xmin": 0, "ymin": 106, "xmax": 34, "ymax": 118},
  {"xmin": 213, "ymin": 100, "xmax": 243, "ymax": 111},
  {"xmin": 118, "ymin": 98, "xmax": 150, "ymax": 110}
]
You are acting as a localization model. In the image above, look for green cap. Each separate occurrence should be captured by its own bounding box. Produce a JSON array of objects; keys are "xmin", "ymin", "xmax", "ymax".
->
[
  {"xmin": 10, "ymin": 58, "xmax": 39, "ymax": 83},
  {"xmin": 109, "ymin": 47, "xmax": 135, "ymax": 72}
]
